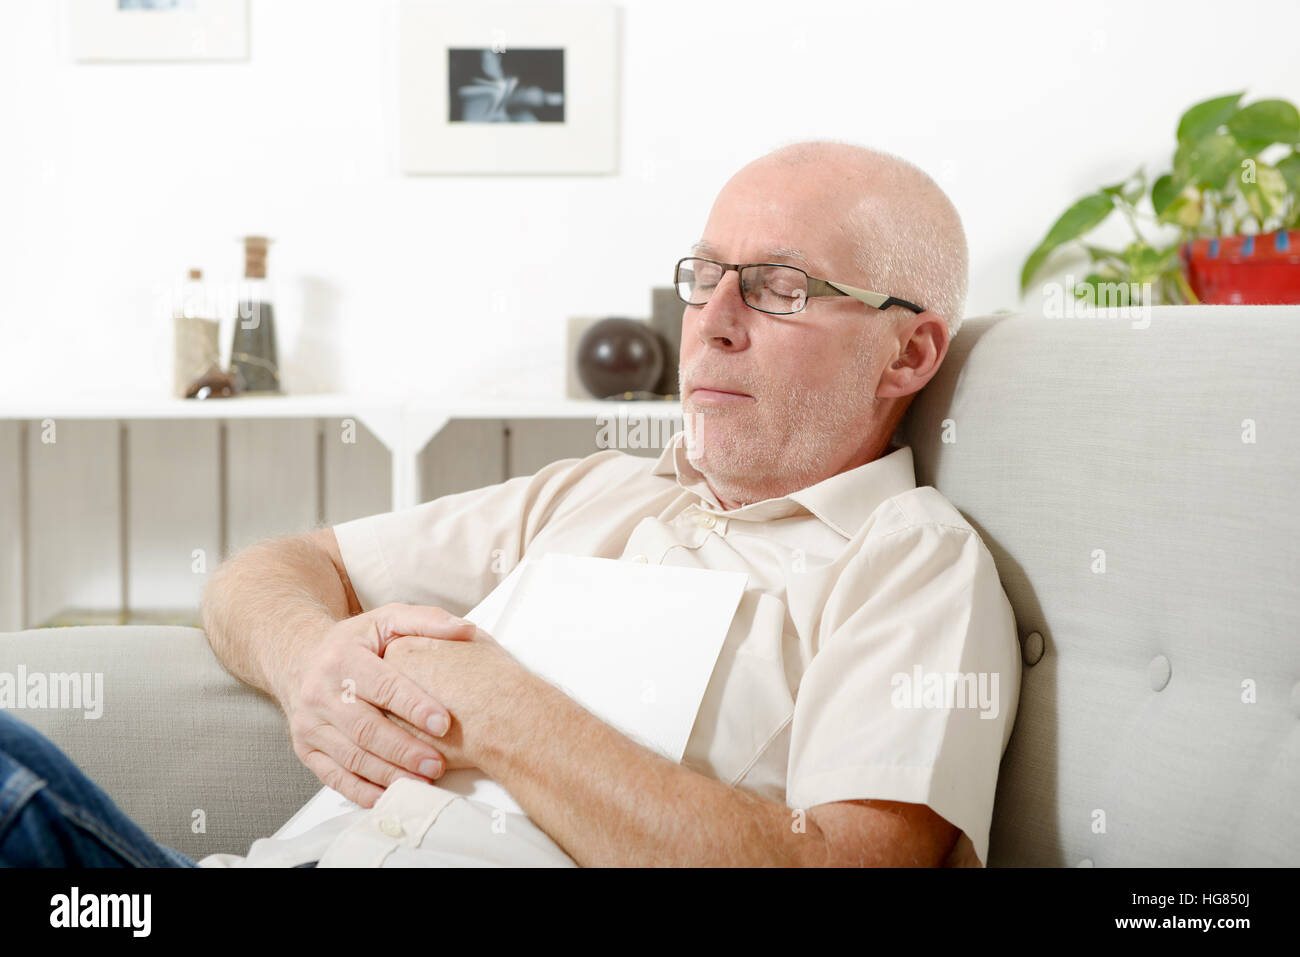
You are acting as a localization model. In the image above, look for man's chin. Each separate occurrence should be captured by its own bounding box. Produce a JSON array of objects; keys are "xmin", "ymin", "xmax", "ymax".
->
[
  {"xmin": 683, "ymin": 443, "xmax": 720, "ymax": 476},
  {"xmin": 685, "ymin": 444, "xmax": 746, "ymax": 479},
  {"xmin": 683, "ymin": 428, "xmax": 734, "ymax": 464}
]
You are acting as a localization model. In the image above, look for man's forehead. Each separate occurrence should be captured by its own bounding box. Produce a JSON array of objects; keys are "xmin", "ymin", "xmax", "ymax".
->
[{"xmin": 690, "ymin": 239, "xmax": 814, "ymax": 268}]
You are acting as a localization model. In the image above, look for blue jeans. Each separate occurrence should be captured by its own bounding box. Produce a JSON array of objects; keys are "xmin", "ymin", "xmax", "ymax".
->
[{"xmin": 0, "ymin": 710, "xmax": 196, "ymax": 867}]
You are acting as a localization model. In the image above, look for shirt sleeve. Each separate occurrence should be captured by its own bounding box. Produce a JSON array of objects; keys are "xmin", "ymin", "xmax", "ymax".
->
[
  {"xmin": 785, "ymin": 521, "xmax": 1022, "ymax": 867},
  {"xmin": 332, "ymin": 449, "xmax": 630, "ymax": 617}
]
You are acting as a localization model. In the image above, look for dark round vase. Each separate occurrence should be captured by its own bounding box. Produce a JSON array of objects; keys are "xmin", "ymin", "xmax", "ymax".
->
[{"xmin": 576, "ymin": 318, "xmax": 665, "ymax": 398}]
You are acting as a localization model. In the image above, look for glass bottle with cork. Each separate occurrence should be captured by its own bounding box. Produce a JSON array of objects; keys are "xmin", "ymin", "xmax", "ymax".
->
[
  {"xmin": 172, "ymin": 267, "xmax": 222, "ymax": 398},
  {"xmin": 230, "ymin": 235, "xmax": 282, "ymax": 394}
]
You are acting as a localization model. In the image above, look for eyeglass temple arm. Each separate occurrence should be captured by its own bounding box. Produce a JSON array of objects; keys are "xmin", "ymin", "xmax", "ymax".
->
[{"xmin": 816, "ymin": 278, "xmax": 925, "ymax": 315}]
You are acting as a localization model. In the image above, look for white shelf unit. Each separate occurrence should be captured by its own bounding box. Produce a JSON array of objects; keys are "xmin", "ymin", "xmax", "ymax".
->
[{"xmin": 0, "ymin": 394, "xmax": 683, "ymax": 631}]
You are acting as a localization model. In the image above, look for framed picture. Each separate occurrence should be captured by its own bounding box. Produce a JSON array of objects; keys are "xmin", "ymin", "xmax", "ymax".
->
[
  {"xmin": 66, "ymin": 0, "xmax": 249, "ymax": 62},
  {"xmin": 400, "ymin": 2, "xmax": 620, "ymax": 175}
]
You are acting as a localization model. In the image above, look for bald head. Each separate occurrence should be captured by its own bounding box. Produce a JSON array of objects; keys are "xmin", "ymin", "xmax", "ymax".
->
[
  {"xmin": 734, "ymin": 141, "xmax": 969, "ymax": 339},
  {"xmin": 678, "ymin": 140, "xmax": 962, "ymax": 508}
]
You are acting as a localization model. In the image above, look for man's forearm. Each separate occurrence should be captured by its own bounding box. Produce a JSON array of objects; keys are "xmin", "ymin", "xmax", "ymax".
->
[
  {"xmin": 472, "ymin": 669, "xmax": 829, "ymax": 867},
  {"xmin": 201, "ymin": 535, "xmax": 350, "ymax": 702}
]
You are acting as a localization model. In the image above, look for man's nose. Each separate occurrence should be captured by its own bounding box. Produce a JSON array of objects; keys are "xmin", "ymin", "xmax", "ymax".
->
[{"xmin": 694, "ymin": 270, "xmax": 752, "ymax": 349}]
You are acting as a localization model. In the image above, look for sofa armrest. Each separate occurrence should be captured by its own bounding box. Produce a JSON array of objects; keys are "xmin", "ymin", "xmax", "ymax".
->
[{"xmin": 0, "ymin": 625, "xmax": 319, "ymax": 861}]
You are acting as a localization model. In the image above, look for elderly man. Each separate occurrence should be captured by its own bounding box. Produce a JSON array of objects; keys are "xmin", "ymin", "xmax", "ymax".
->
[{"xmin": 0, "ymin": 140, "xmax": 1019, "ymax": 868}]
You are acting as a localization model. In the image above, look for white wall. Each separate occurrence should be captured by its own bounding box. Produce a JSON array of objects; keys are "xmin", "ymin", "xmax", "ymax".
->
[{"xmin": 2, "ymin": 0, "xmax": 1299, "ymax": 401}]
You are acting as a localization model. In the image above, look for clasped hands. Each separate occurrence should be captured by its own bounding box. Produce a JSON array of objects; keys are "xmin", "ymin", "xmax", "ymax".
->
[{"xmin": 275, "ymin": 603, "xmax": 524, "ymax": 807}]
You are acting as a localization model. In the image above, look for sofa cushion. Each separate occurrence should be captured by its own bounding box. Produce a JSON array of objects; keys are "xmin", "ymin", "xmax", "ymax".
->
[
  {"xmin": 900, "ymin": 305, "xmax": 1300, "ymax": 866},
  {"xmin": 0, "ymin": 625, "xmax": 318, "ymax": 860}
]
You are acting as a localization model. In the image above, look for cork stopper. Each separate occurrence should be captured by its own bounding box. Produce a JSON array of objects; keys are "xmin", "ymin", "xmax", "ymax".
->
[
  {"xmin": 241, "ymin": 235, "xmax": 273, "ymax": 279},
  {"xmin": 188, "ymin": 268, "xmax": 202, "ymax": 280}
]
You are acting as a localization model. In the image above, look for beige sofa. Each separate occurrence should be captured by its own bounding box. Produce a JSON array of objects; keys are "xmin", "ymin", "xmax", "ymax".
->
[{"xmin": 3, "ymin": 305, "xmax": 1298, "ymax": 865}]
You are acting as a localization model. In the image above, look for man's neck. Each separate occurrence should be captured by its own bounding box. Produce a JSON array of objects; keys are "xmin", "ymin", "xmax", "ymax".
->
[
  {"xmin": 705, "ymin": 478, "xmax": 747, "ymax": 511},
  {"xmin": 703, "ymin": 430, "xmax": 900, "ymax": 512}
]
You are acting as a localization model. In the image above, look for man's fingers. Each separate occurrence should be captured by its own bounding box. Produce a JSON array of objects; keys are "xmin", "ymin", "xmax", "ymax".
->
[
  {"xmin": 353, "ymin": 653, "xmax": 453, "ymax": 739},
  {"xmin": 370, "ymin": 603, "xmax": 477, "ymax": 651},
  {"xmin": 300, "ymin": 750, "xmax": 385, "ymax": 809},
  {"xmin": 332, "ymin": 690, "xmax": 448, "ymax": 778},
  {"xmin": 312, "ymin": 724, "xmax": 438, "ymax": 793},
  {"xmin": 284, "ymin": 603, "xmax": 470, "ymax": 800}
]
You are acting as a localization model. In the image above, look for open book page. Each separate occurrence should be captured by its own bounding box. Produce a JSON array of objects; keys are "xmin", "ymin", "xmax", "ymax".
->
[{"xmin": 275, "ymin": 553, "xmax": 747, "ymax": 840}]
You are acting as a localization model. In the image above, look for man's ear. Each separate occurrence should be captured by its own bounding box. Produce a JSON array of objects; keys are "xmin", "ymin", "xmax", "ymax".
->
[{"xmin": 876, "ymin": 310, "xmax": 949, "ymax": 400}]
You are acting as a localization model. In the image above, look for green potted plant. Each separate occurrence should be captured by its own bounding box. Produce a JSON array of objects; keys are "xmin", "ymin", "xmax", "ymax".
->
[{"xmin": 1021, "ymin": 92, "xmax": 1300, "ymax": 305}]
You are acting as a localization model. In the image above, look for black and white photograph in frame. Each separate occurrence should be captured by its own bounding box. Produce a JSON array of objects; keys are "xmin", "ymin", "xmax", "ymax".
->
[
  {"xmin": 448, "ymin": 48, "xmax": 566, "ymax": 123},
  {"xmin": 400, "ymin": 2, "xmax": 618, "ymax": 174},
  {"xmin": 66, "ymin": 0, "xmax": 248, "ymax": 61}
]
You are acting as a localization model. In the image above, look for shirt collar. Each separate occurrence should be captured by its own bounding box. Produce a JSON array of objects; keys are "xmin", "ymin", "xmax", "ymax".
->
[{"xmin": 651, "ymin": 430, "xmax": 916, "ymax": 539}]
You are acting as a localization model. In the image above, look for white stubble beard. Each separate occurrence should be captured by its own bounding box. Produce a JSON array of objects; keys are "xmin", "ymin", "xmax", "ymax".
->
[{"xmin": 679, "ymin": 323, "xmax": 882, "ymax": 504}]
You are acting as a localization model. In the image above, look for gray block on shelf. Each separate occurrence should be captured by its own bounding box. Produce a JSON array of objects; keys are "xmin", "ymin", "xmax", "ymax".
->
[{"xmin": 648, "ymin": 287, "xmax": 682, "ymax": 397}]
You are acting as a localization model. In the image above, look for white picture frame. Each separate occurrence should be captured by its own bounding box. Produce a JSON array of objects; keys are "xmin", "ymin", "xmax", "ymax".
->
[
  {"xmin": 400, "ymin": 2, "xmax": 620, "ymax": 175},
  {"xmin": 66, "ymin": 0, "xmax": 249, "ymax": 62}
]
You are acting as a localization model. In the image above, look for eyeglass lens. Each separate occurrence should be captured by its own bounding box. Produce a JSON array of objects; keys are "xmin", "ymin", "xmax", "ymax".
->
[{"xmin": 676, "ymin": 259, "xmax": 808, "ymax": 315}]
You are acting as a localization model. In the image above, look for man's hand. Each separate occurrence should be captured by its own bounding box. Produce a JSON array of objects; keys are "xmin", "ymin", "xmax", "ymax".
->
[
  {"xmin": 381, "ymin": 628, "xmax": 523, "ymax": 772},
  {"xmin": 274, "ymin": 603, "xmax": 477, "ymax": 807},
  {"xmin": 380, "ymin": 629, "xmax": 967, "ymax": 867}
]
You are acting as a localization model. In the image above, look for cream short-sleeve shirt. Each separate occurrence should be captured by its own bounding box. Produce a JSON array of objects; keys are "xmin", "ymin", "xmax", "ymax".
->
[{"xmin": 324, "ymin": 429, "xmax": 1021, "ymax": 866}]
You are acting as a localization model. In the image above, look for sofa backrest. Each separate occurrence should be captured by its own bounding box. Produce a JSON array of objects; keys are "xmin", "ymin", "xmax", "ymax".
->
[{"xmin": 899, "ymin": 305, "xmax": 1300, "ymax": 866}]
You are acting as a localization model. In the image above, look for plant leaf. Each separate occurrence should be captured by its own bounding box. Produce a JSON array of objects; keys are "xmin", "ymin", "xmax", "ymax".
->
[
  {"xmin": 1274, "ymin": 150, "xmax": 1300, "ymax": 196},
  {"xmin": 1020, "ymin": 193, "xmax": 1114, "ymax": 293},
  {"xmin": 1174, "ymin": 133, "xmax": 1245, "ymax": 190},
  {"xmin": 1081, "ymin": 244, "xmax": 1126, "ymax": 264},
  {"xmin": 1151, "ymin": 173, "xmax": 1178, "ymax": 214},
  {"xmin": 1240, "ymin": 164, "xmax": 1289, "ymax": 226},
  {"xmin": 1125, "ymin": 243, "xmax": 1179, "ymax": 278},
  {"xmin": 1260, "ymin": 164, "xmax": 1288, "ymax": 210},
  {"xmin": 1176, "ymin": 92, "xmax": 1244, "ymax": 145},
  {"xmin": 1158, "ymin": 185, "xmax": 1203, "ymax": 229},
  {"xmin": 1078, "ymin": 274, "xmax": 1136, "ymax": 307},
  {"xmin": 1100, "ymin": 168, "xmax": 1144, "ymax": 205},
  {"xmin": 1074, "ymin": 273, "xmax": 1105, "ymax": 303},
  {"xmin": 1227, "ymin": 99, "xmax": 1300, "ymax": 149}
]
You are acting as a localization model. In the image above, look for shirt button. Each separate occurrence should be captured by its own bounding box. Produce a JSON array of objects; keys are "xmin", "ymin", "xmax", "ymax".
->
[
  {"xmin": 629, "ymin": 554, "xmax": 648, "ymax": 563},
  {"xmin": 695, "ymin": 513, "xmax": 717, "ymax": 529},
  {"xmin": 378, "ymin": 817, "xmax": 404, "ymax": 838}
]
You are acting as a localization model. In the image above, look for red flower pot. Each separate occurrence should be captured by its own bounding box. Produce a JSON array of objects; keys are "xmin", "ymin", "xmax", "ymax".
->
[{"xmin": 1180, "ymin": 229, "xmax": 1300, "ymax": 304}]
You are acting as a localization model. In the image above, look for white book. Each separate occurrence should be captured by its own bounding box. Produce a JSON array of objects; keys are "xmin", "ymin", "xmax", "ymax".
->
[{"xmin": 275, "ymin": 552, "xmax": 747, "ymax": 840}]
